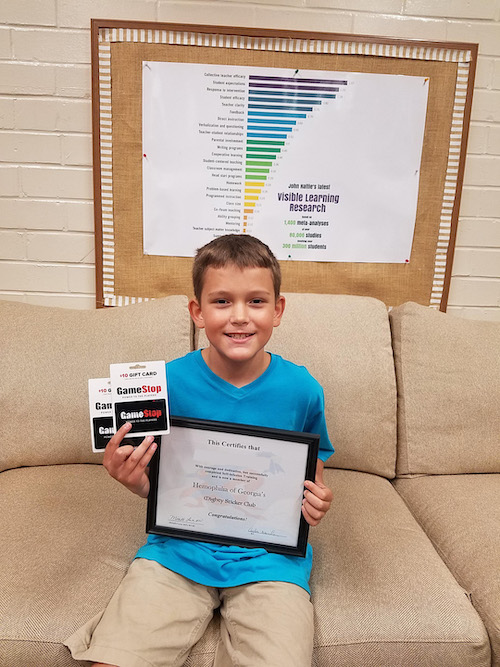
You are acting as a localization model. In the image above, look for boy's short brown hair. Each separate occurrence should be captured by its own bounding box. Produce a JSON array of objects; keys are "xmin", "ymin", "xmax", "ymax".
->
[{"xmin": 192, "ymin": 234, "xmax": 281, "ymax": 302}]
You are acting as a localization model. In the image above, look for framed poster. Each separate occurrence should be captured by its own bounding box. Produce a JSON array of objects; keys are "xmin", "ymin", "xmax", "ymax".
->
[
  {"xmin": 91, "ymin": 20, "xmax": 477, "ymax": 311},
  {"xmin": 146, "ymin": 416, "xmax": 319, "ymax": 556}
]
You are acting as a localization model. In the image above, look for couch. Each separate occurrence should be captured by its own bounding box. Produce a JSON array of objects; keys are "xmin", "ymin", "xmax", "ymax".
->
[{"xmin": 0, "ymin": 294, "xmax": 498, "ymax": 666}]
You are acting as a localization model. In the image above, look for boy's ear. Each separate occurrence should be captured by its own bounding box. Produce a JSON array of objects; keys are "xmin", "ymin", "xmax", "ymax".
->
[
  {"xmin": 273, "ymin": 295, "xmax": 286, "ymax": 328},
  {"xmin": 188, "ymin": 298, "xmax": 205, "ymax": 328}
]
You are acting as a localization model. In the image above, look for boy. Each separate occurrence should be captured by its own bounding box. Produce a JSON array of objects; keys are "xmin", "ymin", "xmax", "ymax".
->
[{"xmin": 65, "ymin": 234, "xmax": 333, "ymax": 667}]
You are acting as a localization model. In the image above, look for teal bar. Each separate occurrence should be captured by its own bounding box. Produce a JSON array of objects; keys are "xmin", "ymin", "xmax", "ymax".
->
[{"xmin": 247, "ymin": 140, "xmax": 285, "ymax": 146}]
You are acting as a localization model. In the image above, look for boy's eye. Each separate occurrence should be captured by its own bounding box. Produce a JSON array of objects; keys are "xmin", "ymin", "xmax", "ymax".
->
[
  {"xmin": 250, "ymin": 298, "xmax": 265, "ymax": 304},
  {"xmin": 214, "ymin": 299, "xmax": 229, "ymax": 305}
]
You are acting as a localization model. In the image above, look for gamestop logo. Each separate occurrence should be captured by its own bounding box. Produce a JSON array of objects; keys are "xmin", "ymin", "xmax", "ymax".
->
[
  {"xmin": 114, "ymin": 398, "xmax": 167, "ymax": 432},
  {"xmin": 119, "ymin": 408, "xmax": 163, "ymax": 420},
  {"xmin": 116, "ymin": 385, "xmax": 162, "ymax": 395}
]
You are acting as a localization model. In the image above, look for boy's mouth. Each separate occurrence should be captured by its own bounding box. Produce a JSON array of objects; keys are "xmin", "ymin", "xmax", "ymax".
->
[{"xmin": 225, "ymin": 333, "xmax": 254, "ymax": 339}]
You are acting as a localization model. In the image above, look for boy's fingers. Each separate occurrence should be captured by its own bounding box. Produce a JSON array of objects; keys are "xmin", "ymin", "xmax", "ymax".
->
[
  {"xmin": 140, "ymin": 438, "xmax": 158, "ymax": 467},
  {"xmin": 104, "ymin": 422, "xmax": 133, "ymax": 461},
  {"xmin": 308, "ymin": 501, "xmax": 325, "ymax": 519},
  {"xmin": 114, "ymin": 444, "xmax": 134, "ymax": 460},
  {"xmin": 303, "ymin": 481, "xmax": 333, "ymax": 523},
  {"xmin": 303, "ymin": 490, "xmax": 330, "ymax": 512},
  {"xmin": 302, "ymin": 504, "xmax": 321, "ymax": 526},
  {"xmin": 128, "ymin": 436, "xmax": 157, "ymax": 468},
  {"xmin": 105, "ymin": 444, "xmax": 133, "ymax": 477},
  {"xmin": 304, "ymin": 480, "xmax": 333, "ymax": 502}
]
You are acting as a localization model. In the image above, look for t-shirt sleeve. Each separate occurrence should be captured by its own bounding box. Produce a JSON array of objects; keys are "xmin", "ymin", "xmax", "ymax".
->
[{"xmin": 305, "ymin": 383, "xmax": 334, "ymax": 463}]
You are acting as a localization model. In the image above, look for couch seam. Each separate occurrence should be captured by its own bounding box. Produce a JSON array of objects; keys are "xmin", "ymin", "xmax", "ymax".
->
[
  {"xmin": 1, "ymin": 637, "xmax": 485, "ymax": 649},
  {"xmin": 313, "ymin": 638, "xmax": 489, "ymax": 647},
  {"xmin": 389, "ymin": 310, "xmax": 411, "ymax": 477},
  {"xmin": 401, "ymin": 313, "xmax": 412, "ymax": 475},
  {"xmin": 0, "ymin": 638, "xmax": 71, "ymax": 645}
]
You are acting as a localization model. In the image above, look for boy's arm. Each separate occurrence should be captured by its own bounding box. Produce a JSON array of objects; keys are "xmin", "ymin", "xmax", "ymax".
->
[
  {"xmin": 302, "ymin": 459, "xmax": 333, "ymax": 526},
  {"xmin": 103, "ymin": 422, "xmax": 157, "ymax": 498}
]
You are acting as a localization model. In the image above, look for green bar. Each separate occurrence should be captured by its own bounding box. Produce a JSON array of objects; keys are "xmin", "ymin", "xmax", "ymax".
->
[
  {"xmin": 246, "ymin": 161, "xmax": 273, "ymax": 166},
  {"xmin": 246, "ymin": 153, "xmax": 278, "ymax": 160},
  {"xmin": 247, "ymin": 140, "xmax": 285, "ymax": 146},
  {"xmin": 245, "ymin": 174, "xmax": 268, "ymax": 180},
  {"xmin": 247, "ymin": 146, "xmax": 281, "ymax": 153},
  {"xmin": 246, "ymin": 168, "xmax": 270, "ymax": 174}
]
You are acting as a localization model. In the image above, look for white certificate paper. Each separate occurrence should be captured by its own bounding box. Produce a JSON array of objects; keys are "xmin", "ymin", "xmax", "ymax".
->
[{"xmin": 146, "ymin": 418, "xmax": 319, "ymax": 556}]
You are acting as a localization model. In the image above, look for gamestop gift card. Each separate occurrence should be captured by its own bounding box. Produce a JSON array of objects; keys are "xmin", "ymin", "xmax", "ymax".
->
[
  {"xmin": 110, "ymin": 361, "xmax": 170, "ymax": 438},
  {"xmin": 88, "ymin": 378, "xmax": 114, "ymax": 452},
  {"xmin": 88, "ymin": 378, "xmax": 146, "ymax": 452}
]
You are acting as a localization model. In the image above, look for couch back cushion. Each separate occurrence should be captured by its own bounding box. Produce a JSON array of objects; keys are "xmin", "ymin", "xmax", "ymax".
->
[
  {"xmin": 390, "ymin": 302, "xmax": 500, "ymax": 476},
  {"xmin": 0, "ymin": 297, "xmax": 192, "ymax": 472},
  {"xmin": 197, "ymin": 294, "xmax": 397, "ymax": 478}
]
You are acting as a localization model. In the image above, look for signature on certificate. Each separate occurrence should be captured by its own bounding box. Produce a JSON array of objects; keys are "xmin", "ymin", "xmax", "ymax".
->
[
  {"xmin": 169, "ymin": 515, "xmax": 203, "ymax": 526},
  {"xmin": 248, "ymin": 527, "xmax": 287, "ymax": 538}
]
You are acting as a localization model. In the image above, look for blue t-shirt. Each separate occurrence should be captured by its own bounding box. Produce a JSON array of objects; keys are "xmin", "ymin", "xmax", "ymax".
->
[{"xmin": 136, "ymin": 350, "xmax": 334, "ymax": 593}]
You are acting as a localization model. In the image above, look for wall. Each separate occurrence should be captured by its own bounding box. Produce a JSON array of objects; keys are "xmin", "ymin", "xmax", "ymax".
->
[{"xmin": 1, "ymin": 0, "xmax": 499, "ymax": 318}]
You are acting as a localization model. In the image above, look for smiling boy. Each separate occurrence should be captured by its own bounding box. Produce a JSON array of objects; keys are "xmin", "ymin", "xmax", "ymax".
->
[{"xmin": 65, "ymin": 234, "xmax": 333, "ymax": 667}]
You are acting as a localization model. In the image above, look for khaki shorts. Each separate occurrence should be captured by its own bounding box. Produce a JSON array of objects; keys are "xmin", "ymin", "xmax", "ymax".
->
[{"xmin": 65, "ymin": 558, "xmax": 314, "ymax": 667}]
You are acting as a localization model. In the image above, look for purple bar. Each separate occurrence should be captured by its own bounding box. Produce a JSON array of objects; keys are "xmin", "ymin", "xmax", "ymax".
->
[
  {"xmin": 249, "ymin": 82, "xmax": 341, "ymax": 93},
  {"xmin": 249, "ymin": 75, "xmax": 348, "ymax": 86}
]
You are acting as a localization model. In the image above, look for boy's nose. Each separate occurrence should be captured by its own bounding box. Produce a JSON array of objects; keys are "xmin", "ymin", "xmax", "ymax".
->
[{"xmin": 230, "ymin": 303, "xmax": 249, "ymax": 324}]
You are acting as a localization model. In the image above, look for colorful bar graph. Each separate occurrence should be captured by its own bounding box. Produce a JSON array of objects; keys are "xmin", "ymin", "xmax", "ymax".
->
[{"xmin": 243, "ymin": 73, "xmax": 347, "ymax": 230}]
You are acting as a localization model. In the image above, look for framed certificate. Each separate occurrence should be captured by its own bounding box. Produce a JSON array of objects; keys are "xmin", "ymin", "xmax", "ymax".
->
[{"xmin": 146, "ymin": 416, "xmax": 319, "ymax": 557}]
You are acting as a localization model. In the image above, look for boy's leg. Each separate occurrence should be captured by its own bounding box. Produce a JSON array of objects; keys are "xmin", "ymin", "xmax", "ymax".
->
[
  {"xmin": 64, "ymin": 558, "xmax": 219, "ymax": 667},
  {"xmin": 216, "ymin": 581, "xmax": 314, "ymax": 667}
]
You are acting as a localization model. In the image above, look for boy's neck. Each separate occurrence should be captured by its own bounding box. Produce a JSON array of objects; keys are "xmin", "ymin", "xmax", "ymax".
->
[{"xmin": 201, "ymin": 347, "xmax": 271, "ymax": 388}]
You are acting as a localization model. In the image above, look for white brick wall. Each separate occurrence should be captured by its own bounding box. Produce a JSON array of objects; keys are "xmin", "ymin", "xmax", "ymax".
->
[{"xmin": 0, "ymin": 0, "xmax": 499, "ymax": 318}]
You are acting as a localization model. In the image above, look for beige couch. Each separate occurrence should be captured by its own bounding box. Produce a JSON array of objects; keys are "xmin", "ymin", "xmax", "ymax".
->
[{"xmin": 0, "ymin": 294, "xmax": 498, "ymax": 666}]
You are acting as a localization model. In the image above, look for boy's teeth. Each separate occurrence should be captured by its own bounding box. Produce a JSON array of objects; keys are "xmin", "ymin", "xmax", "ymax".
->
[{"xmin": 228, "ymin": 333, "xmax": 251, "ymax": 338}]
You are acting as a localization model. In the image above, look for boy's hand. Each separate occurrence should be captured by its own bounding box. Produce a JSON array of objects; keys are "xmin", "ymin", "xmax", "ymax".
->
[
  {"xmin": 302, "ymin": 460, "xmax": 333, "ymax": 527},
  {"xmin": 103, "ymin": 422, "xmax": 157, "ymax": 498}
]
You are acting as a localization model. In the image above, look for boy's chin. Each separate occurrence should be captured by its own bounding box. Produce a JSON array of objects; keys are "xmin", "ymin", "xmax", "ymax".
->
[{"xmin": 216, "ymin": 345, "xmax": 267, "ymax": 363}]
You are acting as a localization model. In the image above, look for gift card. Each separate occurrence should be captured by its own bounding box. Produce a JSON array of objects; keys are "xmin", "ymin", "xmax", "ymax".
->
[
  {"xmin": 88, "ymin": 377, "xmax": 148, "ymax": 451},
  {"xmin": 110, "ymin": 361, "xmax": 170, "ymax": 438}
]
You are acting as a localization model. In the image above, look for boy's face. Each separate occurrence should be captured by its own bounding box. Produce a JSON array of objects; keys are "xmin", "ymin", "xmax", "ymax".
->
[{"xmin": 189, "ymin": 264, "xmax": 285, "ymax": 379}]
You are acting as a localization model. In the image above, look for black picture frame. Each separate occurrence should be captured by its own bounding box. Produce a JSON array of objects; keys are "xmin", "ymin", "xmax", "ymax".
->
[{"xmin": 146, "ymin": 416, "xmax": 319, "ymax": 557}]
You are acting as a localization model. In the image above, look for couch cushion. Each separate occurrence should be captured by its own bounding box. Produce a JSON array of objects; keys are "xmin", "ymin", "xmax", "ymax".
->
[
  {"xmin": 0, "ymin": 464, "xmax": 219, "ymax": 667},
  {"xmin": 0, "ymin": 465, "xmax": 490, "ymax": 667},
  {"xmin": 0, "ymin": 465, "xmax": 144, "ymax": 665},
  {"xmin": 311, "ymin": 469, "xmax": 490, "ymax": 666},
  {"xmin": 390, "ymin": 302, "xmax": 500, "ymax": 475},
  {"xmin": 394, "ymin": 474, "xmax": 500, "ymax": 667},
  {"xmin": 0, "ymin": 297, "xmax": 192, "ymax": 472},
  {"xmin": 197, "ymin": 294, "xmax": 397, "ymax": 478}
]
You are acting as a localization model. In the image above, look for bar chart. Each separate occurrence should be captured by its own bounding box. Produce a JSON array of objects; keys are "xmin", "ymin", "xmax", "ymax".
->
[
  {"xmin": 243, "ymin": 74, "xmax": 347, "ymax": 234},
  {"xmin": 143, "ymin": 61, "xmax": 428, "ymax": 263}
]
